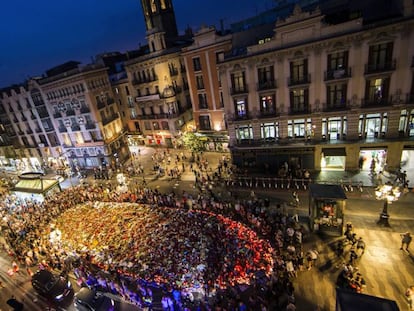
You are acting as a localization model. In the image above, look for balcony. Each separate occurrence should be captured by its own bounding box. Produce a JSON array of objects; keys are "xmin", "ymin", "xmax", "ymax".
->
[
  {"xmin": 136, "ymin": 92, "xmax": 161, "ymax": 102},
  {"xmin": 58, "ymin": 126, "xmax": 67, "ymax": 133},
  {"xmin": 289, "ymin": 106, "xmax": 310, "ymax": 115},
  {"xmin": 324, "ymin": 67, "xmax": 352, "ymax": 81},
  {"xmin": 132, "ymin": 75, "xmax": 158, "ymax": 85},
  {"xmin": 45, "ymin": 127, "xmax": 55, "ymax": 133},
  {"xmin": 228, "ymin": 112, "xmax": 255, "ymax": 121},
  {"xmin": 71, "ymin": 125, "xmax": 81, "ymax": 131},
  {"xmin": 107, "ymin": 97, "xmax": 115, "ymax": 105},
  {"xmin": 259, "ymin": 109, "xmax": 279, "ymax": 118},
  {"xmin": 97, "ymin": 100, "xmax": 105, "ymax": 110},
  {"xmin": 66, "ymin": 109, "xmax": 75, "ymax": 116},
  {"xmin": 361, "ymin": 97, "xmax": 392, "ymax": 108},
  {"xmin": 364, "ymin": 60, "xmax": 396, "ymax": 75},
  {"xmin": 53, "ymin": 112, "xmax": 62, "ymax": 118},
  {"xmin": 80, "ymin": 106, "xmax": 90, "ymax": 113},
  {"xmin": 135, "ymin": 113, "xmax": 175, "ymax": 120},
  {"xmin": 38, "ymin": 112, "xmax": 49, "ymax": 118},
  {"xmin": 85, "ymin": 123, "xmax": 96, "ymax": 129},
  {"xmin": 257, "ymin": 79, "xmax": 277, "ymax": 91},
  {"xmin": 230, "ymin": 86, "xmax": 248, "ymax": 95},
  {"xmin": 102, "ymin": 113, "xmax": 120, "ymax": 126},
  {"xmin": 169, "ymin": 67, "xmax": 179, "ymax": 76},
  {"xmin": 323, "ymin": 100, "xmax": 351, "ymax": 112},
  {"xmin": 198, "ymin": 104, "xmax": 209, "ymax": 110},
  {"xmin": 288, "ymin": 74, "xmax": 311, "ymax": 87}
]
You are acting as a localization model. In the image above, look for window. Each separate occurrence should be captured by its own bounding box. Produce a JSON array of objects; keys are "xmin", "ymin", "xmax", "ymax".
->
[
  {"xmin": 196, "ymin": 75, "xmax": 204, "ymax": 90},
  {"xmin": 261, "ymin": 122, "xmax": 278, "ymax": 139},
  {"xmin": 218, "ymin": 92, "xmax": 224, "ymax": 108},
  {"xmin": 289, "ymin": 89, "xmax": 309, "ymax": 113},
  {"xmin": 260, "ymin": 95, "xmax": 276, "ymax": 115},
  {"xmin": 409, "ymin": 109, "xmax": 414, "ymax": 137},
  {"xmin": 198, "ymin": 94, "xmax": 208, "ymax": 109},
  {"xmin": 359, "ymin": 113, "xmax": 387, "ymax": 138},
  {"xmin": 327, "ymin": 51, "xmax": 348, "ymax": 71},
  {"xmin": 144, "ymin": 121, "xmax": 151, "ymax": 130},
  {"xmin": 258, "ymin": 37, "xmax": 271, "ymax": 44},
  {"xmin": 199, "ymin": 115, "xmax": 211, "ymax": 130},
  {"xmin": 161, "ymin": 121, "xmax": 169, "ymax": 130},
  {"xmin": 193, "ymin": 57, "xmax": 201, "ymax": 71},
  {"xmin": 368, "ymin": 42, "xmax": 393, "ymax": 69},
  {"xmin": 236, "ymin": 125, "xmax": 253, "ymax": 140},
  {"xmin": 130, "ymin": 108, "xmax": 138, "ymax": 119},
  {"xmin": 153, "ymin": 122, "xmax": 160, "ymax": 130},
  {"xmin": 290, "ymin": 59, "xmax": 308, "ymax": 83},
  {"xmin": 364, "ymin": 113, "xmax": 381, "ymax": 138},
  {"xmin": 216, "ymin": 51, "xmax": 224, "ymax": 63},
  {"xmin": 287, "ymin": 118, "xmax": 311, "ymax": 138},
  {"xmin": 327, "ymin": 117, "xmax": 341, "ymax": 140},
  {"xmin": 257, "ymin": 66, "xmax": 274, "ymax": 85},
  {"xmin": 41, "ymin": 119, "xmax": 54, "ymax": 131},
  {"xmin": 399, "ymin": 109, "xmax": 408, "ymax": 132},
  {"xmin": 234, "ymin": 99, "xmax": 248, "ymax": 118},
  {"xmin": 231, "ymin": 72, "xmax": 246, "ymax": 93},
  {"xmin": 365, "ymin": 78, "xmax": 390, "ymax": 104},
  {"xmin": 327, "ymin": 84, "xmax": 347, "ymax": 107}
]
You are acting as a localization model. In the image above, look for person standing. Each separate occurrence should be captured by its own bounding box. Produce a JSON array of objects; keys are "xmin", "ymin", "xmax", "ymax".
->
[
  {"xmin": 406, "ymin": 285, "xmax": 414, "ymax": 310},
  {"xmin": 306, "ymin": 249, "xmax": 318, "ymax": 270},
  {"xmin": 356, "ymin": 237, "xmax": 366, "ymax": 256},
  {"xmin": 401, "ymin": 232, "xmax": 412, "ymax": 251}
]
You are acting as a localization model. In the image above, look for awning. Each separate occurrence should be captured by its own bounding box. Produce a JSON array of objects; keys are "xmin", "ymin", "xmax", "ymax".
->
[{"xmin": 322, "ymin": 147, "xmax": 346, "ymax": 156}]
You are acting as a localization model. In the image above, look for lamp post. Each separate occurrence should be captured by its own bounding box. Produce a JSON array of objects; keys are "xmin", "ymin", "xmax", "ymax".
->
[{"xmin": 376, "ymin": 182, "xmax": 401, "ymax": 226}]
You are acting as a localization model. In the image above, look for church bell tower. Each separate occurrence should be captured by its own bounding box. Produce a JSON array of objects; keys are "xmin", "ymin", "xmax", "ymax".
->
[{"xmin": 140, "ymin": 0, "xmax": 179, "ymax": 52}]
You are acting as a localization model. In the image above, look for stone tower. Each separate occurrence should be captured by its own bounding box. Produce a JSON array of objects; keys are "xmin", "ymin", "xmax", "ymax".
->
[{"xmin": 140, "ymin": 0, "xmax": 179, "ymax": 52}]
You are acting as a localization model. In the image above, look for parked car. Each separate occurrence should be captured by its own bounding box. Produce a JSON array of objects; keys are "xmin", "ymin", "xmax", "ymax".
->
[
  {"xmin": 31, "ymin": 269, "xmax": 73, "ymax": 303},
  {"xmin": 74, "ymin": 287, "xmax": 142, "ymax": 311}
]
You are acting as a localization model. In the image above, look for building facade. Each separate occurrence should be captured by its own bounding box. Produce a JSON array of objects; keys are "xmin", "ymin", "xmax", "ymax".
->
[
  {"xmin": 219, "ymin": 1, "xmax": 414, "ymax": 175},
  {"xmin": 2, "ymin": 0, "xmax": 414, "ymax": 177},
  {"xmin": 123, "ymin": 0, "xmax": 193, "ymax": 149},
  {"xmin": 0, "ymin": 61, "xmax": 128, "ymax": 173},
  {"xmin": 181, "ymin": 26, "xmax": 232, "ymax": 151}
]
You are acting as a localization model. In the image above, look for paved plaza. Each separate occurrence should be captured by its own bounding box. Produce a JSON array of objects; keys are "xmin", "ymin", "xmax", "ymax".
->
[{"xmin": 2, "ymin": 146, "xmax": 414, "ymax": 310}]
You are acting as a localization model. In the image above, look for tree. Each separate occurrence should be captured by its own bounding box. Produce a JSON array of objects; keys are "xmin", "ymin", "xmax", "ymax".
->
[{"xmin": 181, "ymin": 132, "xmax": 205, "ymax": 153}]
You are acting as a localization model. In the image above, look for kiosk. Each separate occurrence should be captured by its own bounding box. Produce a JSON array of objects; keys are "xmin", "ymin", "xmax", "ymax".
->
[{"xmin": 309, "ymin": 184, "xmax": 347, "ymax": 236}]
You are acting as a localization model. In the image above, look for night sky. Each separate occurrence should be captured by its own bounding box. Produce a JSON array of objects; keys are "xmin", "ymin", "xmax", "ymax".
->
[{"xmin": 0, "ymin": 0, "xmax": 274, "ymax": 88}]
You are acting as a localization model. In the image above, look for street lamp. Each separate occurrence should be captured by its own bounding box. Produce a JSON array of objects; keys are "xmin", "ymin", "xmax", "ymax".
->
[{"xmin": 375, "ymin": 182, "xmax": 401, "ymax": 226}]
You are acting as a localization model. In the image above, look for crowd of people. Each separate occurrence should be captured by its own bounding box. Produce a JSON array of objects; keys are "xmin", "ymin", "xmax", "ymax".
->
[{"xmin": 0, "ymin": 150, "xmax": 321, "ymax": 310}]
